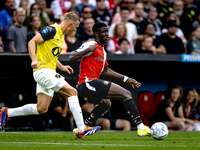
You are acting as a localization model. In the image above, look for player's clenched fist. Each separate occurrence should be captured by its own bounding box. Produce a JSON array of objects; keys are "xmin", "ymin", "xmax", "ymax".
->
[
  {"xmin": 89, "ymin": 44, "xmax": 98, "ymax": 52},
  {"xmin": 31, "ymin": 60, "xmax": 40, "ymax": 69}
]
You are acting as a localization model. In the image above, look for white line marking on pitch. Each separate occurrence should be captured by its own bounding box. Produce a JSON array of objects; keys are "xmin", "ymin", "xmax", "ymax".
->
[{"xmin": 0, "ymin": 142, "xmax": 200, "ymax": 147}]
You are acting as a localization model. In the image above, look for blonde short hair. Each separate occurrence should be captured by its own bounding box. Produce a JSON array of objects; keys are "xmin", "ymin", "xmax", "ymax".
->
[
  {"xmin": 64, "ymin": 12, "xmax": 80, "ymax": 23},
  {"xmin": 16, "ymin": 7, "xmax": 26, "ymax": 14}
]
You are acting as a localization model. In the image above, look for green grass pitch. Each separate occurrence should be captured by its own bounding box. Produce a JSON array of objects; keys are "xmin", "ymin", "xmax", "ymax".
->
[{"xmin": 0, "ymin": 131, "xmax": 200, "ymax": 150}]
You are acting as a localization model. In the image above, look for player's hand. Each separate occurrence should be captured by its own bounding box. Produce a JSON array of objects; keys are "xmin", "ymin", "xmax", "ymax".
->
[
  {"xmin": 88, "ymin": 44, "xmax": 98, "ymax": 52},
  {"xmin": 31, "ymin": 60, "xmax": 40, "ymax": 69},
  {"xmin": 126, "ymin": 78, "xmax": 141, "ymax": 88},
  {"xmin": 62, "ymin": 65, "xmax": 74, "ymax": 74}
]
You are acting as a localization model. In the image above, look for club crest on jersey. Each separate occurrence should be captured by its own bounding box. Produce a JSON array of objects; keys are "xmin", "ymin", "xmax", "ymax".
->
[
  {"xmin": 42, "ymin": 28, "xmax": 48, "ymax": 33},
  {"xmin": 79, "ymin": 45, "xmax": 84, "ymax": 49},
  {"xmin": 103, "ymin": 81, "xmax": 109, "ymax": 85}
]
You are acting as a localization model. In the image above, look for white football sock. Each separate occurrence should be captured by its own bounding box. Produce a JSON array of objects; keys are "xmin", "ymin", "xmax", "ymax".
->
[
  {"xmin": 137, "ymin": 122, "xmax": 146, "ymax": 131},
  {"xmin": 68, "ymin": 96, "xmax": 84, "ymax": 133},
  {"xmin": 8, "ymin": 104, "xmax": 39, "ymax": 117}
]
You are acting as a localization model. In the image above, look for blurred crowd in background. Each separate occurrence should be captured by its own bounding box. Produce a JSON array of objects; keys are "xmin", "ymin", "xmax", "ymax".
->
[{"xmin": 1, "ymin": 0, "xmax": 200, "ymax": 55}]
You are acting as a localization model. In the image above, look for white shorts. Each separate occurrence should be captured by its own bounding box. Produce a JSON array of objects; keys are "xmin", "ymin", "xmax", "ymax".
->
[{"xmin": 33, "ymin": 68, "xmax": 67, "ymax": 97}]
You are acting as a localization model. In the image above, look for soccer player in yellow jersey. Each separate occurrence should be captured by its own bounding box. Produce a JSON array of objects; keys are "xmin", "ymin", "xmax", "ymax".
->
[{"xmin": 0, "ymin": 12, "xmax": 101, "ymax": 138}]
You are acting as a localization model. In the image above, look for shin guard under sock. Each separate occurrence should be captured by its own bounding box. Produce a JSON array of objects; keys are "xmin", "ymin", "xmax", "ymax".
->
[
  {"xmin": 85, "ymin": 102, "xmax": 110, "ymax": 126},
  {"xmin": 123, "ymin": 99, "xmax": 142, "ymax": 125}
]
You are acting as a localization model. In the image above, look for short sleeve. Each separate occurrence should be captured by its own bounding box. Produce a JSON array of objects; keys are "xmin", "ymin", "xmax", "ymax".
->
[
  {"xmin": 7, "ymin": 26, "xmax": 15, "ymax": 41},
  {"xmin": 76, "ymin": 41, "xmax": 96, "ymax": 57},
  {"xmin": 40, "ymin": 26, "xmax": 56, "ymax": 41}
]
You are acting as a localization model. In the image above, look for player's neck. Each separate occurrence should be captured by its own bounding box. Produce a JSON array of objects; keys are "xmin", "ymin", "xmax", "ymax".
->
[{"xmin": 95, "ymin": 39, "xmax": 104, "ymax": 47}]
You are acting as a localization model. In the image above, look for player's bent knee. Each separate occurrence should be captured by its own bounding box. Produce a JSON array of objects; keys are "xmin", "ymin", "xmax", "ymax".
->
[
  {"xmin": 37, "ymin": 106, "xmax": 48, "ymax": 114},
  {"xmin": 101, "ymin": 99, "xmax": 112, "ymax": 108},
  {"xmin": 122, "ymin": 90, "xmax": 132, "ymax": 101},
  {"xmin": 68, "ymin": 87, "xmax": 78, "ymax": 96}
]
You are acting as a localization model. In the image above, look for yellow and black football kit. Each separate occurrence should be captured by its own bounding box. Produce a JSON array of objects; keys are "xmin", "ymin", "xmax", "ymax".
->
[{"xmin": 33, "ymin": 23, "xmax": 64, "ymax": 72}]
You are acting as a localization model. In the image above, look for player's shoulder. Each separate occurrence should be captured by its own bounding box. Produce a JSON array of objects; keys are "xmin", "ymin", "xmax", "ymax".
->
[
  {"xmin": 78, "ymin": 41, "xmax": 97, "ymax": 50},
  {"xmin": 82, "ymin": 41, "xmax": 97, "ymax": 46},
  {"xmin": 40, "ymin": 25, "xmax": 57, "ymax": 41}
]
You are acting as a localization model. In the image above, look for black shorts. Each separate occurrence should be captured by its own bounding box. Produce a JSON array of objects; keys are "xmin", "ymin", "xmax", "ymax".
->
[{"xmin": 77, "ymin": 79, "xmax": 111, "ymax": 104}]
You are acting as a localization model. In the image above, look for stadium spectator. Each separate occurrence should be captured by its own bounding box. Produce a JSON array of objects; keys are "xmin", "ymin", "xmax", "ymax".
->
[
  {"xmin": 159, "ymin": 20, "xmax": 186, "ymax": 54},
  {"xmin": 77, "ymin": 6, "xmax": 93, "ymax": 35},
  {"xmin": 36, "ymin": 0, "xmax": 51, "ymax": 25},
  {"xmin": 78, "ymin": 18, "xmax": 95, "ymax": 43},
  {"xmin": 111, "ymin": 0, "xmax": 135, "ymax": 25},
  {"xmin": 192, "ymin": 11, "xmax": 200, "ymax": 30},
  {"xmin": 151, "ymin": 85, "xmax": 194, "ymax": 131},
  {"xmin": 145, "ymin": 23, "xmax": 166, "ymax": 54},
  {"xmin": 183, "ymin": 0, "xmax": 198, "ymax": 23},
  {"xmin": 181, "ymin": 88, "xmax": 200, "ymax": 131},
  {"xmin": 92, "ymin": 0, "xmax": 112, "ymax": 26},
  {"xmin": 172, "ymin": 0, "xmax": 193, "ymax": 39},
  {"xmin": 109, "ymin": 6, "xmax": 137, "ymax": 54},
  {"xmin": 7, "ymin": 7, "xmax": 27, "ymax": 53},
  {"xmin": 115, "ymin": 37, "xmax": 130, "ymax": 54},
  {"xmin": 0, "ymin": 0, "xmax": 16, "ymax": 30},
  {"xmin": 76, "ymin": 0, "xmax": 96, "ymax": 17},
  {"xmin": 15, "ymin": 0, "xmax": 35, "ymax": 10},
  {"xmin": 187, "ymin": 25, "xmax": 200, "ymax": 54},
  {"xmin": 161, "ymin": 13, "xmax": 187, "ymax": 48},
  {"xmin": 62, "ymin": 30, "xmax": 82, "ymax": 54},
  {"xmin": 50, "ymin": 0, "xmax": 74, "ymax": 19},
  {"xmin": 155, "ymin": 0, "xmax": 173, "ymax": 25},
  {"xmin": 19, "ymin": 0, "xmax": 29, "ymax": 16},
  {"xmin": 136, "ymin": 35, "xmax": 157, "ymax": 54},
  {"xmin": 128, "ymin": 3, "xmax": 148, "ymax": 41},
  {"xmin": 1, "ymin": 9, "xmax": 16, "ymax": 52},
  {"xmin": 107, "ymin": 23, "xmax": 132, "ymax": 54},
  {"xmin": 23, "ymin": 3, "xmax": 47, "ymax": 29},
  {"xmin": 27, "ymin": 16, "xmax": 41, "ymax": 43},
  {"xmin": 147, "ymin": 6, "xmax": 162, "ymax": 36}
]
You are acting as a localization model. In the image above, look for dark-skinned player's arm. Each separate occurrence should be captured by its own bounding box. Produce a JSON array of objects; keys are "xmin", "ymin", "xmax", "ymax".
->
[
  {"xmin": 69, "ymin": 44, "xmax": 97, "ymax": 62},
  {"xmin": 102, "ymin": 66, "xmax": 141, "ymax": 88}
]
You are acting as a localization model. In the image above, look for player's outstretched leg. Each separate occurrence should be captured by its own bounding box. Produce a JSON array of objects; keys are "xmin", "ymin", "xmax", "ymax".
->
[
  {"xmin": 107, "ymin": 83, "xmax": 150, "ymax": 136},
  {"xmin": 0, "ymin": 104, "xmax": 40, "ymax": 131}
]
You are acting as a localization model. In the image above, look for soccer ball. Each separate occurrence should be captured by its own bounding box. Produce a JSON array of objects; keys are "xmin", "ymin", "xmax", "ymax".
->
[{"xmin": 150, "ymin": 122, "xmax": 168, "ymax": 140}]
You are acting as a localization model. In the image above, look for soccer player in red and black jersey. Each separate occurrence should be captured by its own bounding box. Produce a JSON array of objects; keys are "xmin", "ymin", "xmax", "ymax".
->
[{"xmin": 70, "ymin": 22, "xmax": 150, "ymax": 136}]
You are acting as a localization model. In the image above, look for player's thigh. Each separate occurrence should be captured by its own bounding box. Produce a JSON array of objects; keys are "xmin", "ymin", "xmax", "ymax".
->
[
  {"xmin": 58, "ymin": 82, "xmax": 77, "ymax": 97},
  {"xmin": 37, "ymin": 93, "xmax": 52, "ymax": 114},
  {"xmin": 106, "ymin": 82, "xmax": 132, "ymax": 100}
]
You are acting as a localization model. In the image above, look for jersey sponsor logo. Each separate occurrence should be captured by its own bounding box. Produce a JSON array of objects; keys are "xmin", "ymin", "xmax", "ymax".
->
[
  {"xmin": 52, "ymin": 47, "xmax": 61, "ymax": 57},
  {"xmin": 94, "ymin": 56, "xmax": 104, "ymax": 62},
  {"xmin": 42, "ymin": 28, "xmax": 48, "ymax": 33}
]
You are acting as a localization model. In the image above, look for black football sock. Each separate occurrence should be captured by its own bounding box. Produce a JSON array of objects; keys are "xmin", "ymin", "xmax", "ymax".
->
[
  {"xmin": 85, "ymin": 102, "xmax": 109, "ymax": 126},
  {"xmin": 123, "ymin": 99, "xmax": 142, "ymax": 125}
]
